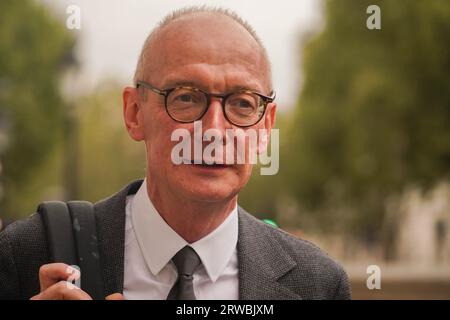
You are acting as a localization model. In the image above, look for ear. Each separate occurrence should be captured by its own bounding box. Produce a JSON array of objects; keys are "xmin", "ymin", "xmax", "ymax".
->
[
  {"xmin": 123, "ymin": 86, "xmax": 145, "ymax": 141},
  {"xmin": 258, "ymin": 102, "xmax": 276, "ymax": 154}
]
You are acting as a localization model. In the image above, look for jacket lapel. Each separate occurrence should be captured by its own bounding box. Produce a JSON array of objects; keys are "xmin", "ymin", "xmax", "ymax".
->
[
  {"xmin": 237, "ymin": 207, "xmax": 303, "ymax": 300},
  {"xmin": 94, "ymin": 179, "xmax": 143, "ymax": 296}
]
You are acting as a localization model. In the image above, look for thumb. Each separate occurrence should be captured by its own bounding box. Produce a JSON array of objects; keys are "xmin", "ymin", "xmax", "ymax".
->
[{"xmin": 105, "ymin": 293, "xmax": 124, "ymax": 300}]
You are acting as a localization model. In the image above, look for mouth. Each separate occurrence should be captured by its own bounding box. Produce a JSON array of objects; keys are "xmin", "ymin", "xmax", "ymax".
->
[
  {"xmin": 196, "ymin": 163, "xmax": 228, "ymax": 169},
  {"xmin": 185, "ymin": 159, "xmax": 230, "ymax": 169}
]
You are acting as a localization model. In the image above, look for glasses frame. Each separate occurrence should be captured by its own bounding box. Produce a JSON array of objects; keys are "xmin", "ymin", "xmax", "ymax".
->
[{"xmin": 136, "ymin": 80, "xmax": 276, "ymax": 127}]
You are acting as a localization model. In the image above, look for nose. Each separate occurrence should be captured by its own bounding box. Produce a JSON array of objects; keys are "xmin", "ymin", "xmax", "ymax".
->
[{"xmin": 201, "ymin": 97, "xmax": 230, "ymax": 131}]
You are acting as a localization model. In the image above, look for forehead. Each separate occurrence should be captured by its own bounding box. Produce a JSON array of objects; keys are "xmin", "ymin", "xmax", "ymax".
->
[{"xmin": 145, "ymin": 13, "xmax": 269, "ymax": 90}]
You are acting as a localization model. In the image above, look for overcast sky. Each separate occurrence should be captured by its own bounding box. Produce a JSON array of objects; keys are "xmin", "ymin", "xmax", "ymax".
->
[{"xmin": 40, "ymin": 0, "xmax": 324, "ymax": 111}]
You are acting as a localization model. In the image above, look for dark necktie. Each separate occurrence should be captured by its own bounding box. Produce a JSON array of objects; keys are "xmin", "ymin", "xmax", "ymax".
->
[{"xmin": 166, "ymin": 246, "xmax": 201, "ymax": 300}]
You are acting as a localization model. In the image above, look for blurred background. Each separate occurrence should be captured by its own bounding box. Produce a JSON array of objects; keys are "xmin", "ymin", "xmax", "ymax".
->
[{"xmin": 0, "ymin": 0, "xmax": 449, "ymax": 299}]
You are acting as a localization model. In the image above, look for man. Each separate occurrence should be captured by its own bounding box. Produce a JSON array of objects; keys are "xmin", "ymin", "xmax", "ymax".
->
[{"xmin": 0, "ymin": 7, "xmax": 351, "ymax": 300}]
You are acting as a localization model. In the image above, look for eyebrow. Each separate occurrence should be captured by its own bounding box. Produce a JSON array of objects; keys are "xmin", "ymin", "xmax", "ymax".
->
[
  {"xmin": 163, "ymin": 80, "xmax": 262, "ymax": 93},
  {"xmin": 168, "ymin": 80, "xmax": 199, "ymax": 88}
]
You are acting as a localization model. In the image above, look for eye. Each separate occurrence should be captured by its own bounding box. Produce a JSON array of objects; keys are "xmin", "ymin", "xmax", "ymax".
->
[
  {"xmin": 228, "ymin": 94, "xmax": 257, "ymax": 111},
  {"xmin": 236, "ymin": 99, "xmax": 253, "ymax": 108},
  {"xmin": 176, "ymin": 93, "xmax": 196, "ymax": 103},
  {"xmin": 170, "ymin": 88, "xmax": 205, "ymax": 106}
]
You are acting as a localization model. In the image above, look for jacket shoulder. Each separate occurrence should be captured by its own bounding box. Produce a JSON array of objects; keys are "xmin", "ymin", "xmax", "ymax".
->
[
  {"xmin": 239, "ymin": 209, "xmax": 351, "ymax": 299},
  {"xmin": 269, "ymin": 223, "xmax": 351, "ymax": 299},
  {"xmin": 0, "ymin": 213, "xmax": 49, "ymax": 299}
]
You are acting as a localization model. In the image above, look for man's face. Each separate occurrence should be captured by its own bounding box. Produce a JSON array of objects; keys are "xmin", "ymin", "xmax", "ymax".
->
[{"xmin": 125, "ymin": 13, "xmax": 276, "ymax": 203}]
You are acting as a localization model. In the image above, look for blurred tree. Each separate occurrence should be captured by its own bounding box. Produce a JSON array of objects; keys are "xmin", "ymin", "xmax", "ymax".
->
[
  {"xmin": 286, "ymin": 0, "xmax": 450, "ymax": 256},
  {"xmin": 75, "ymin": 81, "xmax": 146, "ymax": 202},
  {"xmin": 0, "ymin": 0, "xmax": 74, "ymax": 218},
  {"xmin": 239, "ymin": 114, "xmax": 288, "ymax": 222}
]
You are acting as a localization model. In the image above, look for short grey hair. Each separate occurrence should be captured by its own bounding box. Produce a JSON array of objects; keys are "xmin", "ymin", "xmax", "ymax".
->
[{"xmin": 133, "ymin": 5, "xmax": 272, "ymax": 90}]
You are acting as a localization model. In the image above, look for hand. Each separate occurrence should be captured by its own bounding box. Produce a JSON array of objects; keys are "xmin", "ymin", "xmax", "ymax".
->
[{"xmin": 30, "ymin": 263, "xmax": 124, "ymax": 300}]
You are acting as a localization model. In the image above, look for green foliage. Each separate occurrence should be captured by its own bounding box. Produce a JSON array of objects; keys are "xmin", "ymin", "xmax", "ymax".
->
[
  {"xmin": 0, "ymin": 0, "xmax": 74, "ymax": 217},
  {"xmin": 238, "ymin": 114, "xmax": 288, "ymax": 222},
  {"xmin": 285, "ymin": 0, "xmax": 450, "ymax": 237},
  {"xmin": 75, "ymin": 82, "xmax": 146, "ymax": 202}
]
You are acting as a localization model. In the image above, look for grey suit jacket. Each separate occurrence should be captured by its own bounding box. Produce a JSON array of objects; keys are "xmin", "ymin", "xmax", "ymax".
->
[{"xmin": 0, "ymin": 179, "xmax": 351, "ymax": 300}]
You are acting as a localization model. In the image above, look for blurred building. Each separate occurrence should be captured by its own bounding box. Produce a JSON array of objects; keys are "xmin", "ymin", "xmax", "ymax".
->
[{"xmin": 396, "ymin": 182, "xmax": 450, "ymax": 266}]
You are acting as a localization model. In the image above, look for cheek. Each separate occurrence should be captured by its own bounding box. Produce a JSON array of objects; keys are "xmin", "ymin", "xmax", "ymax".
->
[
  {"xmin": 236, "ymin": 163, "xmax": 253, "ymax": 185},
  {"xmin": 142, "ymin": 109, "xmax": 177, "ymax": 162}
]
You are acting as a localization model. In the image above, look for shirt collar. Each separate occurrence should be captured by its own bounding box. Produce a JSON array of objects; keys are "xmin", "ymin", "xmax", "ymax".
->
[{"xmin": 131, "ymin": 178, "xmax": 238, "ymax": 283}]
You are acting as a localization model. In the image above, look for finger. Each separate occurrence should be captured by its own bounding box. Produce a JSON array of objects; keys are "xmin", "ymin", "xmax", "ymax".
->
[
  {"xmin": 31, "ymin": 281, "xmax": 92, "ymax": 300},
  {"xmin": 105, "ymin": 293, "xmax": 124, "ymax": 300},
  {"xmin": 38, "ymin": 263, "xmax": 79, "ymax": 291}
]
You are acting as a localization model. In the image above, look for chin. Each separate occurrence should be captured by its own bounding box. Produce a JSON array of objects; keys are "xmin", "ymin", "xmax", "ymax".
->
[
  {"xmin": 176, "ymin": 177, "xmax": 240, "ymax": 203},
  {"xmin": 168, "ymin": 163, "xmax": 249, "ymax": 202},
  {"xmin": 190, "ymin": 188, "xmax": 236, "ymax": 203}
]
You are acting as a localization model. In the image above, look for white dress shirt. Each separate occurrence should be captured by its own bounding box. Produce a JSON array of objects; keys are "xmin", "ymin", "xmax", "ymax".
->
[{"xmin": 123, "ymin": 178, "xmax": 239, "ymax": 300}]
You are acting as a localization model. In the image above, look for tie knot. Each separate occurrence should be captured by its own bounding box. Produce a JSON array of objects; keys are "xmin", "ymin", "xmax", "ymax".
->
[{"xmin": 172, "ymin": 246, "xmax": 201, "ymax": 276}]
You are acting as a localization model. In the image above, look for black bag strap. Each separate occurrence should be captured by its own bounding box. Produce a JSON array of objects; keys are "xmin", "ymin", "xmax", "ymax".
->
[
  {"xmin": 38, "ymin": 201, "xmax": 105, "ymax": 300},
  {"xmin": 38, "ymin": 201, "xmax": 78, "ymax": 265},
  {"xmin": 67, "ymin": 201, "xmax": 104, "ymax": 300}
]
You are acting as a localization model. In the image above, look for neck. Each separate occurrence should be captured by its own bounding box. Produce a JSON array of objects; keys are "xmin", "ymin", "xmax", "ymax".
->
[{"xmin": 145, "ymin": 178, "xmax": 237, "ymax": 243}]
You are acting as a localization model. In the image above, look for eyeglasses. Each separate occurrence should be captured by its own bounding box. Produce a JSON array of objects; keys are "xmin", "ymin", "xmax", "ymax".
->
[{"xmin": 136, "ymin": 80, "xmax": 276, "ymax": 127}]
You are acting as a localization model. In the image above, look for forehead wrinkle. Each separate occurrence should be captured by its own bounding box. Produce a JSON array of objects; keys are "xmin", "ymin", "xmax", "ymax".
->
[
  {"xmin": 161, "ymin": 63, "xmax": 264, "ymax": 94},
  {"xmin": 142, "ymin": 13, "xmax": 270, "ymax": 91}
]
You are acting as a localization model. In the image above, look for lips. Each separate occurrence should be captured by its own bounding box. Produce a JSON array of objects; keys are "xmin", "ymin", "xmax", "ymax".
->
[
  {"xmin": 194, "ymin": 160, "xmax": 227, "ymax": 167},
  {"xmin": 196, "ymin": 163, "xmax": 227, "ymax": 169},
  {"xmin": 183, "ymin": 158, "xmax": 230, "ymax": 168}
]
